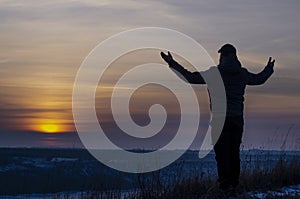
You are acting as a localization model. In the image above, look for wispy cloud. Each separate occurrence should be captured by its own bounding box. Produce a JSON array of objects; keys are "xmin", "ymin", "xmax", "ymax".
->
[{"xmin": 0, "ymin": 0, "xmax": 299, "ymax": 148}]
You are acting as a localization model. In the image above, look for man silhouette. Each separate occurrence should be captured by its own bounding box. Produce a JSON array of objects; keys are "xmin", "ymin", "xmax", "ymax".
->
[{"xmin": 161, "ymin": 44, "xmax": 275, "ymax": 196}]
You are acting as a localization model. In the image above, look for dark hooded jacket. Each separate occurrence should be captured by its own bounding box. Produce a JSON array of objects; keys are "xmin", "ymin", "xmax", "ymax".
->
[{"xmin": 168, "ymin": 54, "xmax": 274, "ymax": 117}]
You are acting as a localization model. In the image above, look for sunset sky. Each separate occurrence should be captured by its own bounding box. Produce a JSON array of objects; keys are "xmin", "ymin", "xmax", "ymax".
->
[{"xmin": 0, "ymin": 0, "xmax": 299, "ymax": 150}]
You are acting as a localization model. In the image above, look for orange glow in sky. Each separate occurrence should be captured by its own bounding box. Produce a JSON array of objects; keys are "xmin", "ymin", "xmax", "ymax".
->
[{"xmin": 0, "ymin": 1, "xmax": 299, "ymax": 149}]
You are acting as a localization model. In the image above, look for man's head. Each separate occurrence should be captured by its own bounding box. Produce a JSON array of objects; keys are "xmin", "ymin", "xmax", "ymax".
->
[{"xmin": 218, "ymin": 44, "xmax": 237, "ymax": 57}]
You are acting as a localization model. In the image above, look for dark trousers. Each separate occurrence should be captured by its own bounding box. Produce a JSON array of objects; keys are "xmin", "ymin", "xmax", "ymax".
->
[{"xmin": 213, "ymin": 115, "xmax": 244, "ymax": 190}]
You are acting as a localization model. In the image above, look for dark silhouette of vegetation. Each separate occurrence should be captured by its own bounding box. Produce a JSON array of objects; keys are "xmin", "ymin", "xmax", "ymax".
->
[{"xmin": 0, "ymin": 148, "xmax": 299, "ymax": 198}]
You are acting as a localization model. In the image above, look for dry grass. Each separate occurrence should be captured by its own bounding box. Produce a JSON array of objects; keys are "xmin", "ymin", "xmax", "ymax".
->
[{"xmin": 82, "ymin": 154, "xmax": 300, "ymax": 199}]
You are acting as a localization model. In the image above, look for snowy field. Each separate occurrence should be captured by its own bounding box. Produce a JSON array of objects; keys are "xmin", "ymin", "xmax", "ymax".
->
[
  {"xmin": 0, "ymin": 148, "xmax": 299, "ymax": 198},
  {"xmin": 0, "ymin": 185, "xmax": 299, "ymax": 199},
  {"xmin": 249, "ymin": 184, "xmax": 300, "ymax": 198}
]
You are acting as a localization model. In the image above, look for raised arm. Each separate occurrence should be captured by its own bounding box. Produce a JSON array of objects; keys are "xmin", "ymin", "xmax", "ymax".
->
[
  {"xmin": 160, "ymin": 51, "xmax": 205, "ymax": 84},
  {"xmin": 246, "ymin": 57, "xmax": 275, "ymax": 85}
]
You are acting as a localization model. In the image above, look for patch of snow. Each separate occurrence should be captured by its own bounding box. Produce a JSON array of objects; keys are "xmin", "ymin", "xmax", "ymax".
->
[
  {"xmin": 50, "ymin": 157, "xmax": 78, "ymax": 162},
  {"xmin": 21, "ymin": 157, "xmax": 52, "ymax": 168},
  {"xmin": 0, "ymin": 191, "xmax": 88, "ymax": 199},
  {"xmin": 0, "ymin": 164, "xmax": 26, "ymax": 172},
  {"xmin": 249, "ymin": 184, "xmax": 300, "ymax": 199},
  {"xmin": 0, "ymin": 189, "xmax": 139, "ymax": 199}
]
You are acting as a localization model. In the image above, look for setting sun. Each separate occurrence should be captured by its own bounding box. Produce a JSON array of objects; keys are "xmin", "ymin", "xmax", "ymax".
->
[{"xmin": 40, "ymin": 124, "xmax": 60, "ymax": 133}]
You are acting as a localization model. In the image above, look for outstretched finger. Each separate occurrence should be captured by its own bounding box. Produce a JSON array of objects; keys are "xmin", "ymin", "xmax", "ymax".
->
[
  {"xmin": 268, "ymin": 57, "xmax": 272, "ymax": 63},
  {"xmin": 160, "ymin": 52, "xmax": 166, "ymax": 57}
]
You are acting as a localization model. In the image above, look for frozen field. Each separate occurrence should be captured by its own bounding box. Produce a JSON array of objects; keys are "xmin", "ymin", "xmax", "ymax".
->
[{"xmin": 0, "ymin": 148, "xmax": 299, "ymax": 197}]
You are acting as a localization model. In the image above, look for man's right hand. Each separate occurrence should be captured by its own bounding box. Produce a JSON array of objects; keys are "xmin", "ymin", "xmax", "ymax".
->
[
  {"xmin": 267, "ymin": 57, "xmax": 275, "ymax": 69},
  {"xmin": 160, "ymin": 51, "xmax": 174, "ymax": 64}
]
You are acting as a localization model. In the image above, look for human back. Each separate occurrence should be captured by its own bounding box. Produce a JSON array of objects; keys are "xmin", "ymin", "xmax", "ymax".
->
[
  {"xmin": 217, "ymin": 53, "xmax": 247, "ymax": 117},
  {"xmin": 217, "ymin": 44, "xmax": 274, "ymax": 117}
]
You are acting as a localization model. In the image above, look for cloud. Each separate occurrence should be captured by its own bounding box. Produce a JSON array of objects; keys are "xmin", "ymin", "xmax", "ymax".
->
[
  {"xmin": 0, "ymin": 0, "xmax": 299, "ymax": 148},
  {"xmin": 0, "ymin": 130, "xmax": 82, "ymax": 148},
  {"xmin": 246, "ymin": 76, "xmax": 300, "ymax": 96}
]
